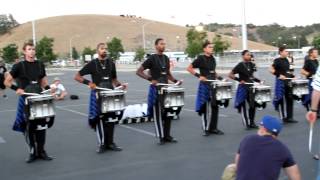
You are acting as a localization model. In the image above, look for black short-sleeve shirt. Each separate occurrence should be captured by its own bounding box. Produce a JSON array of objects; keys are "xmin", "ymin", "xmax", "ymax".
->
[
  {"xmin": 9, "ymin": 60, "xmax": 46, "ymax": 89},
  {"xmin": 79, "ymin": 58, "xmax": 117, "ymax": 86},
  {"xmin": 191, "ymin": 55, "xmax": 217, "ymax": 80},
  {"xmin": 272, "ymin": 58, "xmax": 293, "ymax": 78},
  {"xmin": 142, "ymin": 54, "xmax": 170, "ymax": 83},
  {"xmin": 232, "ymin": 61, "xmax": 258, "ymax": 82},
  {"xmin": 303, "ymin": 59, "xmax": 319, "ymax": 78}
]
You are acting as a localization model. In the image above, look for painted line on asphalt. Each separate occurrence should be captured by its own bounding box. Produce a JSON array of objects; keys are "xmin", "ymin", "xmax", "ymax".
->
[{"xmin": 55, "ymin": 106, "xmax": 155, "ymax": 137}]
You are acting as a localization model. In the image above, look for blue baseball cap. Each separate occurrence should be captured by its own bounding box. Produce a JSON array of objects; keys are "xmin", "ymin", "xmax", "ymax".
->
[{"xmin": 260, "ymin": 115, "xmax": 283, "ymax": 136}]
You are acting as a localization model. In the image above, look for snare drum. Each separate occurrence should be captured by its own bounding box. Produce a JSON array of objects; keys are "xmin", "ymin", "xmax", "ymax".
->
[
  {"xmin": 251, "ymin": 85, "xmax": 271, "ymax": 105},
  {"xmin": 162, "ymin": 87, "xmax": 185, "ymax": 108},
  {"xmin": 99, "ymin": 90, "xmax": 126, "ymax": 113},
  {"xmin": 291, "ymin": 79, "xmax": 309, "ymax": 98},
  {"xmin": 213, "ymin": 81, "xmax": 233, "ymax": 101},
  {"xmin": 26, "ymin": 94, "xmax": 55, "ymax": 120}
]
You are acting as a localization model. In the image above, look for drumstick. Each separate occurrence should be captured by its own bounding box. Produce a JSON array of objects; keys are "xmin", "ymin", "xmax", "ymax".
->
[
  {"xmin": 309, "ymin": 122, "xmax": 314, "ymax": 153},
  {"xmin": 96, "ymin": 87, "xmax": 113, "ymax": 91},
  {"xmin": 23, "ymin": 93, "xmax": 40, "ymax": 96},
  {"xmin": 41, "ymin": 89, "xmax": 51, "ymax": 94}
]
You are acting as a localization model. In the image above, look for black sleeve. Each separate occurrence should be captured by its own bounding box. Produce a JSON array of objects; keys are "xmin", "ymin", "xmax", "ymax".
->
[
  {"xmin": 39, "ymin": 62, "xmax": 47, "ymax": 79},
  {"xmin": 3, "ymin": 66, "xmax": 7, "ymax": 73},
  {"xmin": 111, "ymin": 61, "xmax": 117, "ymax": 79},
  {"xmin": 272, "ymin": 59, "xmax": 280, "ymax": 76},
  {"xmin": 79, "ymin": 61, "xmax": 93, "ymax": 76},
  {"xmin": 191, "ymin": 56, "xmax": 201, "ymax": 68},
  {"xmin": 302, "ymin": 60, "xmax": 312, "ymax": 72},
  {"xmin": 142, "ymin": 57, "xmax": 152, "ymax": 70},
  {"xmin": 232, "ymin": 63, "xmax": 241, "ymax": 74},
  {"xmin": 9, "ymin": 63, "xmax": 21, "ymax": 78}
]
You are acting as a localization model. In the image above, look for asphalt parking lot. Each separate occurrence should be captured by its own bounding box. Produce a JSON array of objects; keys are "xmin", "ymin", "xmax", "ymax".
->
[{"xmin": 0, "ymin": 66, "xmax": 318, "ymax": 180}]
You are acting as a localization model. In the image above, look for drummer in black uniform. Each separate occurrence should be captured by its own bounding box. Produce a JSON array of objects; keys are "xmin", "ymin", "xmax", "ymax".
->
[
  {"xmin": 270, "ymin": 46, "xmax": 297, "ymax": 123},
  {"xmin": 229, "ymin": 50, "xmax": 262, "ymax": 129},
  {"xmin": 301, "ymin": 48, "xmax": 319, "ymax": 111},
  {"xmin": 186, "ymin": 40, "xmax": 225, "ymax": 136},
  {"xmin": 4, "ymin": 42, "xmax": 53, "ymax": 163},
  {"xmin": 136, "ymin": 38, "xmax": 182, "ymax": 145},
  {"xmin": 74, "ymin": 43, "xmax": 127, "ymax": 153}
]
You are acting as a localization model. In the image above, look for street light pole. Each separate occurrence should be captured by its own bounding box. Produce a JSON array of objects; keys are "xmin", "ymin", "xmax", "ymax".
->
[
  {"xmin": 241, "ymin": 0, "xmax": 248, "ymax": 50},
  {"xmin": 32, "ymin": 20, "xmax": 36, "ymax": 46},
  {"xmin": 69, "ymin": 35, "xmax": 79, "ymax": 61},
  {"xmin": 142, "ymin": 21, "xmax": 155, "ymax": 51}
]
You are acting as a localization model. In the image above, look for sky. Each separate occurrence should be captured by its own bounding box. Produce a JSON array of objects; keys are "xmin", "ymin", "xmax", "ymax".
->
[{"xmin": 0, "ymin": 0, "xmax": 319, "ymax": 27}]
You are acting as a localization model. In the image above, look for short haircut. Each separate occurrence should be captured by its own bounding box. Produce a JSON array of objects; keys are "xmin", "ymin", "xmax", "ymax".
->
[
  {"xmin": 202, "ymin": 40, "xmax": 212, "ymax": 49},
  {"xmin": 308, "ymin": 47, "xmax": 318, "ymax": 56},
  {"xmin": 22, "ymin": 42, "xmax": 34, "ymax": 51},
  {"xmin": 241, "ymin": 50, "xmax": 250, "ymax": 56},
  {"xmin": 96, "ymin": 43, "xmax": 106, "ymax": 51},
  {"xmin": 155, "ymin": 38, "xmax": 164, "ymax": 45},
  {"xmin": 278, "ymin": 46, "xmax": 287, "ymax": 54}
]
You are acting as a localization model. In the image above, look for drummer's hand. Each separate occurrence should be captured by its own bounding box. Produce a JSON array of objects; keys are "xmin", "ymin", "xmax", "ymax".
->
[
  {"xmin": 260, "ymin": 80, "xmax": 264, "ymax": 85},
  {"xmin": 88, "ymin": 82, "xmax": 97, "ymax": 90},
  {"xmin": 279, "ymin": 75, "xmax": 286, "ymax": 80},
  {"xmin": 306, "ymin": 111, "xmax": 317, "ymax": 124},
  {"xmin": 119, "ymin": 83, "xmax": 128, "ymax": 90},
  {"xmin": 199, "ymin": 76, "xmax": 207, "ymax": 82},
  {"xmin": 16, "ymin": 88, "xmax": 25, "ymax": 96},
  {"xmin": 239, "ymin": 80, "xmax": 246, "ymax": 84},
  {"xmin": 151, "ymin": 80, "xmax": 158, "ymax": 86},
  {"xmin": 176, "ymin": 80, "xmax": 183, "ymax": 85}
]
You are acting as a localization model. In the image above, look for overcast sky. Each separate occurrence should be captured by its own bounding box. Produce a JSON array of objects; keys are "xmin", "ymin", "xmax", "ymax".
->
[{"xmin": 1, "ymin": 0, "xmax": 319, "ymax": 27}]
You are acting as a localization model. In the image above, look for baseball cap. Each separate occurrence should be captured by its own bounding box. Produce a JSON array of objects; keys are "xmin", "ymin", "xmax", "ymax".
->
[{"xmin": 260, "ymin": 115, "xmax": 283, "ymax": 136}]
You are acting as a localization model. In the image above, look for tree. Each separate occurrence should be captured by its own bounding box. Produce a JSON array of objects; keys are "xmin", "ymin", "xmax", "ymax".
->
[
  {"xmin": 0, "ymin": 14, "xmax": 19, "ymax": 35},
  {"xmin": 36, "ymin": 36, "xmax": 57, "ymax": 63},
  {"xmin": 1, "ymin": 43, "xmax": 19, "ymax": 63},
  {"xmin": 134, "ymin": 47, "xmax": 145, "ymax": 62},
  {"xmin": 312, "ymin": 35, "xmax": 320, "ymax": 50},
  {"xmin": 107, "ymin": 37, "xmax": 124, "ymax": 60},
  {"xmin": 185, "ymin": 28, "xmax": 207, "ymax": 58},
  {"xmin": 72, "ymin": 47, "xmax": 79, "ymax": 60},
  {"xmin": 82, "ymin": 47, "xmax": 95, "ymax": 60},
  {"xmin": 212, "ymin": 35, "xmax": 231, "ymax": 55}
]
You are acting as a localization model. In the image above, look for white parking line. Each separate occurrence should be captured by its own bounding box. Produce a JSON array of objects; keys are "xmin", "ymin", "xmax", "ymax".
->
[
  {"xmin": 55, "ymin": 106, "xmax": 155, "ymax": 137},
  {"xmin": 0, "ymin": 137, "xmax": 6, "ymax": 143}
]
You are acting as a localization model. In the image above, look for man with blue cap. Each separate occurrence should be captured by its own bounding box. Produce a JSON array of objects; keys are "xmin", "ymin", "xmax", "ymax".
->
[{"xmin": 222, "ymin": 115, "xmax": 301, "ymax": 180}]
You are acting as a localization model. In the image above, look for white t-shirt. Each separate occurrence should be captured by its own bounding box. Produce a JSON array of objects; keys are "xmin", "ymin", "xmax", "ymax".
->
[{"xmin": 50, "ymin": 83, "xmax": 66, "ymax": 95}]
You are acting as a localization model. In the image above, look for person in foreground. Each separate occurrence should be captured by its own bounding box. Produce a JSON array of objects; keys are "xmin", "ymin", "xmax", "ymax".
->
[{"xmin": 222, "ymin": 115, "xmax": 301, "ymax": 180}]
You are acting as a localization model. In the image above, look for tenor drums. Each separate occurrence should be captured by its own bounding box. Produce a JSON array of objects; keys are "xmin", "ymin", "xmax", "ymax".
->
[
  {"xmin": 26, "ymin": 94, "xmax": 55, "ymax": 120},
  {"xmin": 213, "ymin": 81, "xmax": 233, "ymax": 101},
  {"xmin": 162, "ymin": 87, "xmax": 185, "ymax": 108},
  {"xmin": 291, "ymin": 79, "xmax": 309, "ymax": 98},
  {"xmin": 99, "ymin": 90, "xmax": 126, "ymax": 113},
  {"xmin": 251, "ymin": 85, "xmax": 272, "ymax": 105}
]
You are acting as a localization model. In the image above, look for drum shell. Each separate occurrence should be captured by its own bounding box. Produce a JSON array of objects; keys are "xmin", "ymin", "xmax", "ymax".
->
[
  {"xmin": 214, "ymin": 82, "xmax": 232, "ymax": 101},
  {"xmin": 99, "ymin": 90, "xmax": 126, "ymax": 113},
  {"xmin": 291, "ymin": 80, "xmax": 309, "ymax": 97},
  {"xmin": 26, "ymin": 95, "xmax": 55, "ymax": 120},
  {"xmin": 252, "ymin": 85, "xmax": 271, "ymax": 104},
  {"xmin": 162, "ymin": 87, "xmax": 185, "ymax": 108}
]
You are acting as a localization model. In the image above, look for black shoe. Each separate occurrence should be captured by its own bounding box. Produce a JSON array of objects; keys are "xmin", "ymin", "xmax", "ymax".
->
[
  {"xmin": 38, "ymin": 151, "xmax": 53, "ymax": 161},
  {"xmin": 164, "ymin": 136, "xmax": 178, "ymax": 143},
  {"xmin": 96, "ymin": 145, "xmax": 106, "ymax": 153},
  {"xmin": 210, "ymin": 129, "xmax": 224, "ymax": 135},
  {"xmin": 158, "ymin": 138, "xmax": 166, "ymax": 145},
  {"xmin": 313, "ymin": 154, "xmax": 319, "ymax": 160},
  {"xmin": 283, "ymin": 118, "xmax": 298, "ymax": 123},
  {"xmin": 249, "ymin": 124, "xmax": 259, "ymax": 129},
  {"xmin": 203, "ymin": 131, "xmax": 210, "ymax": 136},
  {"xmin": 3, "ymin": 94, "xmax": 7, "ymax": 99},
  {"xmin": 26, "ymin": 154, "xmax": 37, "ymax": 163},
  {"xmin": 106, "ymin": 143, "xmax": 122, "ymax": 151}
]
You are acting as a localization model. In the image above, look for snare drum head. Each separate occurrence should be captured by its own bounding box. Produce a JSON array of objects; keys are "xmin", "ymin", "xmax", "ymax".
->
[
  {"xmin": 292, "ymin": 79, "xmax": 308, "ymax": 84},
  {"xmin": 216, "ymin": 82, "xmax": 232, "ymax": 87},
  {"xmin": 252, "ymin": 85, "xmax": 271, "ymax": 90},
  {"xmin": 163, "ymin": 87, "xmax": 184, "ymax": 92},
  {"xmin": 99, "ymin": 90, "xmax": 125, "ymax": 96},
  {"xmin": 27, "ymin": 94, "xmax": 54, "ymax": 102}
]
